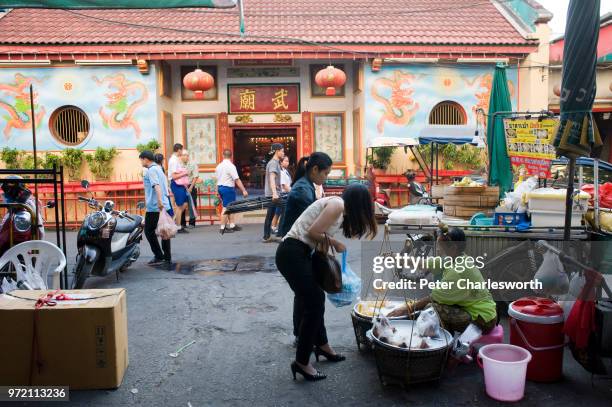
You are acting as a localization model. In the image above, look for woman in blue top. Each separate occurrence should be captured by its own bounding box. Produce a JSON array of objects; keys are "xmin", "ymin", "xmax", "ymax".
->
[{"xmin": 278, "ymin": 152, "xmax": 333, "ymax": 345}]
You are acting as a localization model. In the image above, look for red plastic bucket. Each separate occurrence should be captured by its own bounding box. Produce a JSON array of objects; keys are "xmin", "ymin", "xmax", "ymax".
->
[{"xmin": 508, "ymin": 297, "xmax": 565, "ymax": 382}]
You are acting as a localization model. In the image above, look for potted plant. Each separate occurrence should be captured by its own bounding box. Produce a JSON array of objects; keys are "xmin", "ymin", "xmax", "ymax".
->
[
  {"xmin": 42, "ymin": 153, "xmax": 63, "ymax": 170},
  {"xmin": 136, "ymin": 139, "xmax": 161, "ymax": 154},
  {"xmin": 370, "ymin": 146, "xmax": 396, "ymax": 174},
  {"xmin": 0, "ymin": 147, "xmax": 21, "ymax": 170},
  {"xmin": 85, "ymin": 147, "xmax": 118, "ymax": 181},
  {"xmin": 62, "ymin": 148, "xmax": 84, "ymax": 181}
]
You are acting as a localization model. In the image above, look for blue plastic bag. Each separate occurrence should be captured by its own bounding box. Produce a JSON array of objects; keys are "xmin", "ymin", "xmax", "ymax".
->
[{"xmin": 327, "ymin": 251, "xmax": 361, "ymax": 308}]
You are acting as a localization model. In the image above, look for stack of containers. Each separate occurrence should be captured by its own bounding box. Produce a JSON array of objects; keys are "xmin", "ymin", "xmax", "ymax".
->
[{"xmin": 526, "ymin": 188, "xmax": 590, "ymax": 227}]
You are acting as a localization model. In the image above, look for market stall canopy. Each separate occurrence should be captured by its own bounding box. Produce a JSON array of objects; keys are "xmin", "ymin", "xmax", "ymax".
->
[
  {"xmin": 366, "ymin": 136, "xmax": 419, "ymax": 148},
  {"xmin": 553, "ymin": 157, "xmax": 612, "ymax": 172},
  {"xmin": 0, "ymin": 0, "xmax": 237, "ymax": 8},
  {"xmin": 552, "ymin": 0, "xmax": 602, "ymax": 158},
  {"xmin": 486, "ymin": 64, "xmax": 513, "ymax": 198},
  {"xmin": 417, "ymin": 125, "xmax": 480, "ymax": 146}
]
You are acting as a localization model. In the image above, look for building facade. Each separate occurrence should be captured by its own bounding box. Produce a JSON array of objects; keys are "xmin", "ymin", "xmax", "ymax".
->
[{"xmin": 0, "ymin": 0, "xmax": 553, "ymax": 187}]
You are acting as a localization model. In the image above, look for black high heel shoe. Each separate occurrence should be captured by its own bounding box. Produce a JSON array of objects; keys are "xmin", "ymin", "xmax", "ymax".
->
[
  {"xmin": 291, "ymin": 361, "xmax": 326, "ymax": 381},
  {"xmin": 314, "ymin": 347, "xmax": 346, "ymax": 362}
]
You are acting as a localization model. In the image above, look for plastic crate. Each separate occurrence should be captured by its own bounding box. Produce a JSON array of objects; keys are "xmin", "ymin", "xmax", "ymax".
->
[{"xmin": 494, "ymin": 212, "xmax": 529, "ymax": 226}]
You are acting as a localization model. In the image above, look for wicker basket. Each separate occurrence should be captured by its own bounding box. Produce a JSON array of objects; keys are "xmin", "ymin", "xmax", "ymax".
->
[
  {"xmin": 351, "ymin": 311, "xmax": 374, "ymax": 351},
  {"xmin": 368, "ymin": 326, "xmax": 452, "ymax": 387}
]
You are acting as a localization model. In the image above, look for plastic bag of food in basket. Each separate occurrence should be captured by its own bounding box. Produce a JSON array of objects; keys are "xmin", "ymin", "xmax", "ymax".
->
[
  {"xmin": 156, "ymin": 209, "xmax": 178, "ymax": 239},
  {"xmin": 416, "ymin": 306, "xmax": 441, "ymax": 337},
  {"xmin": 327, "ymin": 251, "xmax": 361, "ymax": 308},
  {"xmin": 534, "ymin": 250, "xmax": 569, "ymax": 295}
]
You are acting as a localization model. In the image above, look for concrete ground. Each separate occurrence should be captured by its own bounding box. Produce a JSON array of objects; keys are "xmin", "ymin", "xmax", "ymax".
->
[{"xmin": 34, "ymin": 224, "xmax": 612, "ymax": 406}]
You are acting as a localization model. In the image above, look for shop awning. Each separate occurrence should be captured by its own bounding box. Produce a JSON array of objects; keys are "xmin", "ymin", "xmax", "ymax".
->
[
  {"xmin": 553, "ymin": 156, "xmax": 612, "ymax": 172},
  {"xmin": 417, "ymin": 125, "xmax": 480, "ymax": 146},
  {"xmin": 366, "ymin": 136, "xmax": 419, "ymax": 148}
]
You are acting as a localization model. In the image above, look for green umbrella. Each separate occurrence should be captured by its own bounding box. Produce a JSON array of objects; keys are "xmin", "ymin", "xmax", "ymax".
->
[
  {"xmin": 554, "ymin": 0, "xmax": 601, "ymax": 239},
  {"xmin": 486, "ymin": 64, "xmax": 513, "ymax": 198}
]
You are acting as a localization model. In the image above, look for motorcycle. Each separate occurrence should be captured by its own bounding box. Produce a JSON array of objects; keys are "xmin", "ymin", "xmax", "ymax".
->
[
  {"xmin": 72, "ymin": 180, "xmax": 144, "ymax": 289},
  {"xmin": 0, "ymin": 181, "xmax": 55, "ymax": 289}
]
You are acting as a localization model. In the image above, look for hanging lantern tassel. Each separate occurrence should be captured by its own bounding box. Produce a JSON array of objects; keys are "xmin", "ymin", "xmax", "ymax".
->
[
  {"xmin": 183, "ymin": 68, "xmax": 214, "ymax": 99},
  {"xmin": 315, "ymin": 65, "xmax": 346, "ymax": 96}
]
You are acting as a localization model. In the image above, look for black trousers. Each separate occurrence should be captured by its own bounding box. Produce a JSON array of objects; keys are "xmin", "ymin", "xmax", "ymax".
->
[
  {"xmin": 144, "ymin": 212, "xmax": 171, "ymax": 261},
  {"xmin": 263, "ymin": 200, "xmax": 284, "ymax": 239},
  {"xmin": 276, "ymin": 238, "xmax": 328, "ymax": 365}
]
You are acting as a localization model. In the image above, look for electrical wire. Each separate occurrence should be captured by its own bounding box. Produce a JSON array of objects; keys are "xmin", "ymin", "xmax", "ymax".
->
[{"xmin": 172, "ymin": 0, "xmax": 517, "ymax": 18}]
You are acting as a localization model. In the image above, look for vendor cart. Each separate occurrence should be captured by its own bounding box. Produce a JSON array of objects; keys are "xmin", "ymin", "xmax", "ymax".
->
[{"xmin": 384, "ymin": 219, "xmax": 591, "ymax": 304}]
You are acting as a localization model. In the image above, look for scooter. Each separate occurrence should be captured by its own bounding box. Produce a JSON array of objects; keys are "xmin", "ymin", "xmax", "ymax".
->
[{"xmin": 72, "ymin": 180, "xmax": 144, "ymax": 289}]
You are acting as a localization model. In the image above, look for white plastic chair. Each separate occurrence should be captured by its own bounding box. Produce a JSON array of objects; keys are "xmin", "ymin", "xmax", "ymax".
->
[{"xmin": 0, "ymin": 240, "xmax": 66, "ymax": 290}]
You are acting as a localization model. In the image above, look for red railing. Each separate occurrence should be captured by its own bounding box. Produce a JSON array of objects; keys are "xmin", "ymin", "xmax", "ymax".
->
[{"xmin": 1, "ymin": 181, "xmax": 221, "ymax": 229}]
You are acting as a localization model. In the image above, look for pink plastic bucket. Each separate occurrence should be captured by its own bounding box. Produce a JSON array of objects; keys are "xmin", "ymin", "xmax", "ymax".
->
[{"xmin": 477, "ymin": 344, "xmax": 532, "ymax": 402}]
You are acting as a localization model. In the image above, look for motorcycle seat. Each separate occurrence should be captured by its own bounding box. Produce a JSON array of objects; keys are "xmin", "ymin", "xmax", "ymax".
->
[{"xmin": 115, "ymin": 215, "xmax": 143, "ymax": 233}]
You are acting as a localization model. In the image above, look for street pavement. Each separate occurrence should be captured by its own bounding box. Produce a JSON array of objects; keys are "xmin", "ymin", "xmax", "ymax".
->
[{"xmin": 40, "ymin": 224, "xmax": 612, "ymax": 407}]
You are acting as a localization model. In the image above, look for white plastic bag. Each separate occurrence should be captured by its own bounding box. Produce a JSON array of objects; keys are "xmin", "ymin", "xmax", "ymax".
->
[
  {"xmin": 416, "ymin": 306, "xmax": 441, "ymax": 338},
  {"xmin": 503, "ymin": 176, "xmax": 538, "ymax": 212},
  {"xmin": 327, "ymin": 251, "xmax": 361, "ymax": 308},
  {"xmin": 156, "ymin": 209, "xmax": 178, "ymax": 240},
  {"xmin": 534, "ymin": 251, "xmax": 569, "ymax": 295},
  {"xmin": 1, "ymin": 277, "xmax": 17, "ymax": 294}
]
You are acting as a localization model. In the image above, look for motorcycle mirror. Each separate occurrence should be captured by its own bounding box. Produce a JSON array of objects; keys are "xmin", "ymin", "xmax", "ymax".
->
[
  {"xmin": 80, "ymin": 180, "xmax": 90, "ymax": 190},
  {"xmin": 46, "ymin": 200, "xmax": 56, "ymax": 209},
  {"xmin": 136, "ymin": 201, "xmax": 145, "ymax": 210}
]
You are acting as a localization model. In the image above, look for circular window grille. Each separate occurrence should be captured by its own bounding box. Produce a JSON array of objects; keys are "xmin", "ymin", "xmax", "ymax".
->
[
  {"xmin": 49, "ymin": 105, "xmax": 90, "ymax": 146},
  {"xmin": 429, "ymin": 101, "xmax": 467, "ymax": 125}
]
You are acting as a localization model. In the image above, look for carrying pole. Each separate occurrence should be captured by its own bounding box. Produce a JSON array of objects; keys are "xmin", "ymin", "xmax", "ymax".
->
[
  {"xmin": 563, "ymin": 157, "xmax": 576, "ymax": 241},
  {"xmin": 29, "ymin": 85, "xmax": 40, "ymax": 240}
]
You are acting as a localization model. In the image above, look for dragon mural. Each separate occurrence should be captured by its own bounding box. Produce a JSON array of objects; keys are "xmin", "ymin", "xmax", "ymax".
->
[
  {"xmin": 93, "ymin": 73, "xmax": 148, "ymax": 138},
  {"xmin": 465, "ymin": 73, "xmax": 516, "ymax": 126},
  {"xmin": 0, "ymin": 73, "xmax": 46, "ymax": 140},
  {"xmin": 370, "ymin": 71, "xmax": 420, "ymax": 134}
]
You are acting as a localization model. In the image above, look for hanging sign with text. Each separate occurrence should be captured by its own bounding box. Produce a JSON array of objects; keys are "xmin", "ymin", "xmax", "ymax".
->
[
  {"xmin": 228, "ymin": 84, "xmax": 300, "ymax": 114},
  {"xmin": 503, "ymin": 117, "xmax": 559, "ymax": 178}
]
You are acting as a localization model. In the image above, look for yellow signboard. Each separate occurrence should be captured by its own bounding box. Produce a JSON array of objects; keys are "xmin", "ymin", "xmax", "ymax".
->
[
  {"xmin": 503, "ymin": 118, "xmax": 559, "ymax": 177},
  {"xmin": 503, "ymin": 118, "xmax": 558, "ymax": 160}
]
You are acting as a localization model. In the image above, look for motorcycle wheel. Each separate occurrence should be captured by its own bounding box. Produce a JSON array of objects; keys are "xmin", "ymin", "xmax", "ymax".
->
[{"xmin": 72, "ymin": 254, "xmax": 91, "ymax": 289}]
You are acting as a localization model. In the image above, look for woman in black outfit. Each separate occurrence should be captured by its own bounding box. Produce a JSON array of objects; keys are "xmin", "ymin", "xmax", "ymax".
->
[
  {"xmin": 278, "ymin": 152, "xmax": 333, "ymax": 342},
  {"xmin": 276, "ymin": 184, "xmax": 377, "ymax": 381}
]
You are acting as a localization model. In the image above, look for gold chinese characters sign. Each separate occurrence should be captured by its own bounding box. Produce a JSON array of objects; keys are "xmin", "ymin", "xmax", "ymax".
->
[{"xmin": 228, "ymin": 84, "xmax": 300, "ymax": 114}]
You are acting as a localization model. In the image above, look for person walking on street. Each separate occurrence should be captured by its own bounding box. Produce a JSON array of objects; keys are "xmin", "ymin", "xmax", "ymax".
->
[
  {"xmin": 180, "ymin": 149, "xmax": 199, "ymax": 229},
  {"xmin": 277, "ymin": 152, "xmax": 333, "ymax": 345},
  {"xmin": 154, "ymin": 153, "xmax": 175, "ymax": 217},
  {"xmin": 168, "ymin": 143, "xmax": 190, "ymax": 234},
  {"xmin": 263, "ymin": 143, "xmax": 285, "ymax": 243},
  {"xmin": 276, "ymin": 184, "xmax": 378, "ymax": 381},
  {"xmin": 215, "ymin": 149, "xmax": 248, "ymax": 233},
  {"xmin": 140, "ymin": 150, "xmax": 172, "ymax": 267},
  {"xmin": 271, "ymin": 156, "xmax": 292, "ymax": 234}
]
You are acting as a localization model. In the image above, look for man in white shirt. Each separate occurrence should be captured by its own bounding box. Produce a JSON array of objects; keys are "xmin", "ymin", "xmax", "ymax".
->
[{"xmin": 215, "ymin": 149, "xmax": 248, "ymax": 233}]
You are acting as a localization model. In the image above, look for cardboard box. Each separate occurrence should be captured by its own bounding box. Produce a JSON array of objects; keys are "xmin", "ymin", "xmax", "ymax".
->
[{"xmin": 0, "ymin": 289, "xmax": 128, "ymax": 390}]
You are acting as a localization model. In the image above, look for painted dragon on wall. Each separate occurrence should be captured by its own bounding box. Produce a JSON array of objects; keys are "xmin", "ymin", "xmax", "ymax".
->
[
  {"xmin": 93, "ymin": 73, "xmax": 148, "ymax": 138},
  {"xmin": 370, "ymin": 71, "xmax": 420, "ymax": 134},
  {"xmin": 465, "ymin": 73, "xmax": 515, "ymax": 126},
  {"xmin": 0, "ymin": 73, "xmax": 46, "ymax": 140}
]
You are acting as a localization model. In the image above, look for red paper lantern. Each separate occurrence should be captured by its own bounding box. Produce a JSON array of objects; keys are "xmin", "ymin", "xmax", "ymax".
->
[
  {"xmin": 183, "ymin": 68, "xmax": 214, "ymax": 99},
  {"xmin": 315, "ymin": 65, "xmax": 347, "ymax": 96}
]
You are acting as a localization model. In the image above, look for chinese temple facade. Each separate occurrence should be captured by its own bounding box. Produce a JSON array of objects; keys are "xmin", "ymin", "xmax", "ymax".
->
[{"xmin": 0, "ymin": 0, "xmax": 553, "ymax": 186}]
